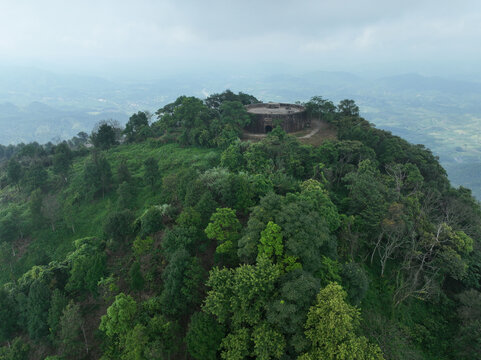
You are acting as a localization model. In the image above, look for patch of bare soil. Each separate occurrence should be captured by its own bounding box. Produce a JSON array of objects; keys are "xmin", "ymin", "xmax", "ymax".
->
[{"xmin": 299, "ymin": 120, "xmax": 337, "ymax": 146}]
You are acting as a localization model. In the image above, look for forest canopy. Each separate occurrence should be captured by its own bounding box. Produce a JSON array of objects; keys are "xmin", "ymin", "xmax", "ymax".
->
[{"xmin": 0, "ymin": 90, "xmax": 480, "ymax": 360}]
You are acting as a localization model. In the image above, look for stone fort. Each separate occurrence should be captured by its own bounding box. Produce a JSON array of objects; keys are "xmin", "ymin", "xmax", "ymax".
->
[{"xmin": 245, "ymin": 102, "xmax": 308, "ymax": 134}]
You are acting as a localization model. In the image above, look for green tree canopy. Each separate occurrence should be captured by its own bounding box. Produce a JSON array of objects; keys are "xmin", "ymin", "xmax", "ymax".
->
[
  {"xmin": 301, "ymin": 282, "xmax": 384, "ymax": 360},
  {"xmin": 91, "ymin": 120, "xmax": 120, "ymax": 149},
  {"xmin": 124, "ymin": 111, "xmax": 150, "ymax": 143}
]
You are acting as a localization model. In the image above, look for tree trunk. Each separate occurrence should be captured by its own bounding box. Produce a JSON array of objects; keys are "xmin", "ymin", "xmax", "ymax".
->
[{"xmin": 81, "ymin": 324, "xmax": 89, "ymax": 354}]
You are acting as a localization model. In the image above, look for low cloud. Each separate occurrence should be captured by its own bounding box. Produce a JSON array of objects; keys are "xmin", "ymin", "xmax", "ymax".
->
[{"xmin": 1, "ymin": 0, "xmax": 480, "ymax": 75}]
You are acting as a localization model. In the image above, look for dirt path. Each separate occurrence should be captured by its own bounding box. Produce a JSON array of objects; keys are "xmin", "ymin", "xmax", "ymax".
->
[{"xmin": 298, "ymin": 119, "xmax": 322, "ymax": 139}]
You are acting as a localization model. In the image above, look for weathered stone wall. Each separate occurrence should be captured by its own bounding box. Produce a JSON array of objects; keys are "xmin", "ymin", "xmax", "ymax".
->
[{"xmin": 245, "ymin": 103, "xmax": 308, "ymax": 133}]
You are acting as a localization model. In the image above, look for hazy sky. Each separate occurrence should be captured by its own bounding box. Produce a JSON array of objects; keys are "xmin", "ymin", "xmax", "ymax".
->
[{"xmin": 1, "ymin": 0, "xmax": 480, "ymax": 77}]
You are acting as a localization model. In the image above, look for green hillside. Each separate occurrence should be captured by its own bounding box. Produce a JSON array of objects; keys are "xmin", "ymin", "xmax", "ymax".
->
[{"xmin": 0, "ymin": 91, "xmax": 480, "ymax": 360}]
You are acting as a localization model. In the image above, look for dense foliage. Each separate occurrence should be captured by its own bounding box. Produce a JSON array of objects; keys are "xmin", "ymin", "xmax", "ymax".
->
[{"xmin": 0, "ymin": 90, "xmax": 480, "ymax": 359}]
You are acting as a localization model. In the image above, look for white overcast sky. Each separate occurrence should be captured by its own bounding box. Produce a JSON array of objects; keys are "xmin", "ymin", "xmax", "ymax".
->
[{"xmin": 1, "ymin": 0, "xmax": 480, "ymax": 77}]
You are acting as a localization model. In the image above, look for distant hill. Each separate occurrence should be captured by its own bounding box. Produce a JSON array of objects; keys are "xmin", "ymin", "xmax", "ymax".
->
[{"xmin": 1, "ymin": 67, "xmax": 481, "ymax": 198}]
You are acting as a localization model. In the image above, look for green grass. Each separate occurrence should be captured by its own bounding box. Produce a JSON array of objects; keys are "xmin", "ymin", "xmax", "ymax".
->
[{"xmin": 1, "ymin": 142, "xmax": 221, "ymax": 284}]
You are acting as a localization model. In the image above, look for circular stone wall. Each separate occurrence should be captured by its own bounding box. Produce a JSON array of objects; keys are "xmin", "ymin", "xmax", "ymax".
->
[{"xmin": 245, "ymin": 103, "xmax": 308, "ymax": 133}]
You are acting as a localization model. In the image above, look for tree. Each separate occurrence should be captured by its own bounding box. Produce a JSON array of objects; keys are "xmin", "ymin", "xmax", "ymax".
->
[
  {"xmin": 219, "ymin": 328, "xmax": 250, "ymax": 360},
  {"xmin": 121, "ymin": 323, "xmax": 149, "ymax": 360},
  {"xmin": 238, "ymin": 188, "xmax": 338, "ymax": 273},
  {"xmin": 304, "ymin": 96, "xmax": 336, "ymax": 122},
  {"xmin": 393, "ymin": 222, "xmax": 473, "ymax": 306},
  {"xmin": 371, "ymin": 202, "xmax": 411, "ymax": 277},
  {"xmin": 117, "ymin": 181, "xmax": 135, "ymax": 210},
  {"xmin": 83, "ymin": 151, "xmax": 113, "ymax": 199},
  {"xmin": 136, "ymin": 206, "xmax": 164, "ymax": 238},
  {"xmin": 204, "ymin": 258, "xmax": 282, "ymax": 327},
  {"xmin": 0, "ymin": 337, "xmax": 29, "ymax": 360},
  {"xmin": 341, "ymin": 263, "xmax": 369, "ymax": 305},
  {"xmin": 129, "ymin": 261, "xmax": 145, "ymax": 292},
  {"xmin": 0, "ymin": 289, "xmax": 18, "ymax": 344},
  {"xmin": 143, "ymin": 157, "xmax": 159, "ymax": 189},
  {"xmin": 205, "ymin": 90, "xmax": 259, "ymax": 109},
  {"xmin": 154, "ymin": 96, "xmax": 217, "ymax": 146},
  {"xmin": 455, "ymin": 289, "xmax": 481, "ymax": 359},
  {"xmin": 343, "ymin": 159, "xmax": 388, "ymax": 235},
  {"xmin": 29, "ymin": 189, "xmax": 44, "ymax": 227},
  {"xmin": 161, "ymin": 225, "xmax": 203, "ymax": 260},
  {"xmin": 0, "ymin": 242, "xmax": 15, "ymax": 277},
  {"xmin": 337, "ymin": 99, "xmax": 360, "ymax": 117},
  {"xmin": 0, "ymin": 208, "xmax": 23, "ymax": 246},
  {"xmin": 41, "ymin": 193, "xmax": 60, "ymax": 231},
  {"xmin": 103, "ymin": 210, "xmax": 134, "ymax": 243},
  {"xmin": 213, "ymin": 101, "xmax": 252, "ymax": 148},
  {"xmin": 160, "ymin": 249, "xmax": 205, "ymax": 316},
  {"xmin": 58, "ymin": 301, "xmax": 88, "ymax": 358},
  {"xmin": 47, "ymin": 289, "xmax": 68, "ymax": 339},
  {"xmin": 62, "ymin": 200, "xmax": 77, "ymax": 233},
  {"xmin": 186, "ymin": 312, "xmax": 225, "ymax": 360},
  {"xmin": 266, "ymin": 270, "xmax": 320, "ymax": 355},
  {"xmin": 53, "ymin": 142, "xmax": 73, "ymax": 182},
  {"xmin": 124, "ymin": 111, "xmax": 150, "ymax": 142},
  {"xmin": 6, "ymin": 158, "xmax": 22, "ymax": 188},
  {"xmin": 67, "ymin": 251, "xmax": 106, "ymax": 296},
  {"xmin": 252, "ymin": 323, "xmax": 286, "ymax": 360},
  {"xmin": 205, "ymin": 208, "xmax": 241, "ymax": 261},
  {"xmin": 26, "ymin": 280, "xmax": 51, "ymax": 340},
  {"xmin": 142, "ymin": 315, "xmax": 181, "ymax": 359},
  {"xmin": 300, "ymin": 283, "xmax": 384, "ymax": 360},
  {"xmin": 257, "ymin": 221, "xmax": 284, "ymax": 262},
  {"xmin": 100, "ymin": 297, "xmax": 181, "ymax": 359},
  {"xmin": 176, "ymin": 207, "xmax": 202, "ymax": 228},
  {"xmin": 66, "ymin": 237, "xmax": 106, "ymax": 295},
  {"xmin": 219, "ymin": 101, "xmax": 251, "ymax": 127},
  {"xmin": 91, "ymin": 120, "xmax": 120, "ymax": 149},
  {"xmin": 100, "ymin": 293, "xmax": 137, "ymax": 339},
  {"xmin": 22, "ymin": 161, "xmax": 48, "ymax": 191},
  {"xmin": 70, "ymin": 131, "xmax": 89, "ymax": 149},
  {"xmin": 117, "ymin": 158, "xmax": 132, "ymax": 184}
]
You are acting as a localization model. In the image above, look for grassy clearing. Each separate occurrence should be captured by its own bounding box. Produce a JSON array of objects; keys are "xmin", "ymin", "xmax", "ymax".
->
[{"xmin": 3, "ymin": 142, "xmax": 221, "ymax": 282}]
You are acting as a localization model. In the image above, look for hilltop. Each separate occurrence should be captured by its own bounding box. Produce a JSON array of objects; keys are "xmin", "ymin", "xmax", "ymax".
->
[{"xmin": 0, "ymin": 91, "xmax": 480, "ymax": 360}]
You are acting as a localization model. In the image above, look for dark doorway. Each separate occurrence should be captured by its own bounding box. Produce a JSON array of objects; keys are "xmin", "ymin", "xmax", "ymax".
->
[{"xmin": 265, "ymin": 125, "xmax": 273, "ymax": 133}]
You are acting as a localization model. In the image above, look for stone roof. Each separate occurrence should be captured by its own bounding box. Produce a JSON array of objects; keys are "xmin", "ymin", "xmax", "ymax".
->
[{"xmin": 246, "ymin": 102, "xmax": 305, "ymax": 115}]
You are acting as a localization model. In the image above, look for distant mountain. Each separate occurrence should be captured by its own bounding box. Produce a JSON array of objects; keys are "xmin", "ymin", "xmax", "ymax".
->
[{"xmin": 0, "ymin": 101, "xmax": 128, "ymax": 144}]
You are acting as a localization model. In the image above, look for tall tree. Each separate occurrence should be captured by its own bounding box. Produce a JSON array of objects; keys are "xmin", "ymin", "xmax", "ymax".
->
[
  {"xmin": 117, "ymin": 158, "xmax": 132, "ymax": 184},
  {"xmin": 205, "ymin": 207, "xmax": 241, "ymax": 263},
  {"xmin": 0, "ymin": 289, "xmax": 18, "ymax": 344},
  {"xmin": 22, "ymin": 161, "xmax": 48, "ymax": 191},
  {"xmin": 186, "ymin": 312, "xmax": 225, "ymax": 360},
  {"xmin": 6, "ymin": 158, "xmax": 22, "ymax": 189},
  {"xmin": 337, "ymin": 99, "xmax": 360, "ymax": 117},
  {"xmin": 41, "ymin": 193, "xmax": 60, "ymax": 231},
  {"xmin": 300, "ymin": 283, "xmax": 384, "ymax": 360},
  {"xmin": 53, "ymin": 142, "xmax": 73, "ymax": 182},
  {"xmin": 83, "ymin": 151, "xmax": 113, "ymax": 198},
  {"xmin": 124, "ymin": 111, "xmax": 150, "ymax": 142},
  {"xmin": 143, "ymin": 157, "xmax": 159, "ymax": 189},
  {"xmin": 91, "ymin": 120, "xmax": 120, "ymax": 149},
  {"xmin": 47, "ymin": 289, "xmax": 68, "ymax": 339},
  {"xmin": 58, "ymin": 301, "xmax": 88, "ymax": 358},
  {"xmin": 26, "ymin": 280, "xmax": 51, "ymax": 340}
]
